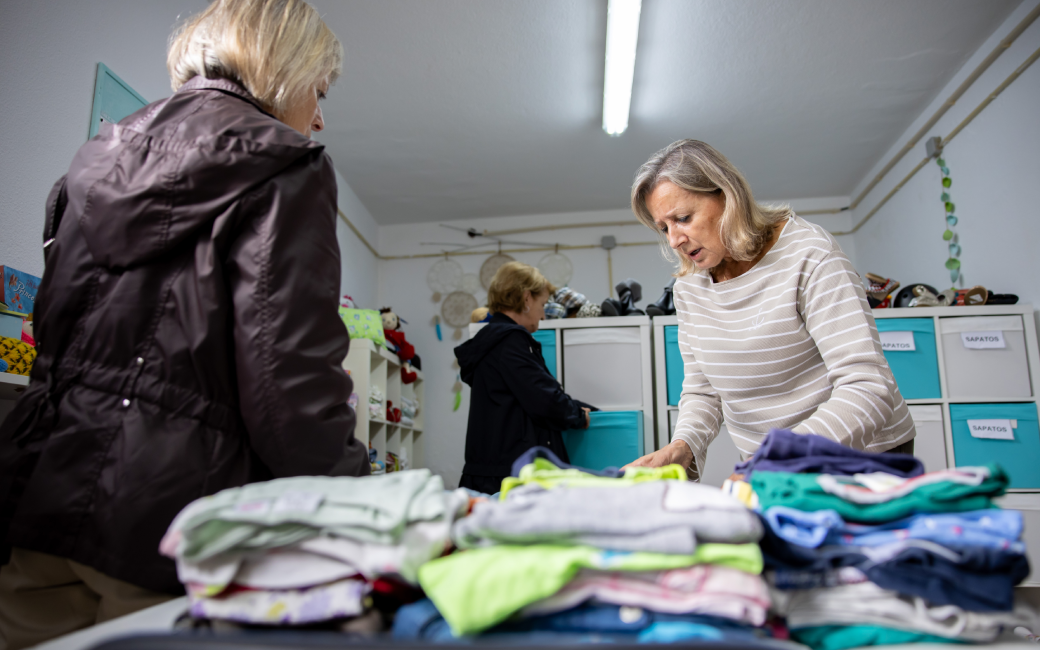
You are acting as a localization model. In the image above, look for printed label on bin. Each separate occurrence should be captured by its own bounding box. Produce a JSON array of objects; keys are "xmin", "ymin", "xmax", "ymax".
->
[
  {"xmin": 967, "ymin": 419, "xmax": 1016, "ymax": 441},
  {"xmin": 961, "ymin": 331, "xmax": 1005, "ymax": 349},
  {"xmin": 879, "ymin": 331, "xmax": 915, "ymax": 352}
]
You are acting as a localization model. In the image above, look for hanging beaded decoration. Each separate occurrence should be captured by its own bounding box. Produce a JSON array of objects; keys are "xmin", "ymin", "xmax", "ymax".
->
[{"xmin": 937, "ymin": 157, "xmax": 961, "ymax": 285}]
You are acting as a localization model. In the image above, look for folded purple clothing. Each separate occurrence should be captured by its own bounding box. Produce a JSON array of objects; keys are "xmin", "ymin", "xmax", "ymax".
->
[{"xmin": 733, "ymin": 429, "xmax": 923, "ymax": 478}]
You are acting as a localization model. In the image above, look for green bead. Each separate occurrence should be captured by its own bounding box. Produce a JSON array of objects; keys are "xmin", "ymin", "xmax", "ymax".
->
[
  {"xmin": 942, "ymin": 177, "xmax": 952, "ymax": 188},
  {"xmin": 945, "ymin": 257, "xmax": 961, "ymax": 270},
  {"xmin": 943, "ymin": 229, "xmax": 954, "ymax": 241},
  {"xmin": 945, "ymin": 201, "xmax": 955, "ymax": 213},
  {"xmin": 937, "ymin": 158, "xmax": 946, "ymax": 167},
  {"xmin": 941, "ymin": 192, "xmax": 950, "ymax": 202}
]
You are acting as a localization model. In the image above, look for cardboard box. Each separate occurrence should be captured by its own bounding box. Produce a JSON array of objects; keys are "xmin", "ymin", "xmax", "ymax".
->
[{"xmin": 1, "ymin": 266, "xmax": 41, "ymax": 315}]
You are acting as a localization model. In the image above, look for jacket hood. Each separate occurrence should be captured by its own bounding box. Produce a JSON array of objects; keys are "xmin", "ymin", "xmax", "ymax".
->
[
  {"xmin": 455, "ymin": 313, "xmax": 531, "ymax": 383},
  {"xmin": 65, "ymin": 77, "xmax": 325, "ymax": 269}
]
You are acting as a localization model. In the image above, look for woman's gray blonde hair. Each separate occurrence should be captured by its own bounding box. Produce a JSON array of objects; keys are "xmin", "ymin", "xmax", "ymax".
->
[
  {"xmin": 631, "ymin": 139, "xmax": 793, "ymax": 276},
  {"xmin": 487, "ymin": 262, "xmax": 556, "ymax": 315},
  {"xmin": 167, "ymin": 0, "xmax": 342, "ymax": 117}
]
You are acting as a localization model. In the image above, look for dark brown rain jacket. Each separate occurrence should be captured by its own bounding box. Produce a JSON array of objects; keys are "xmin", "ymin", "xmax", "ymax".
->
[{"xmin": 0, "ymin": 77, "xmax": 369, "ymax": 594}]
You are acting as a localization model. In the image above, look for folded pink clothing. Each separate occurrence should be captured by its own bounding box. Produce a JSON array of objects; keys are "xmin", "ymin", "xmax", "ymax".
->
[
  {"xmin": 816, "ymin": 466, "xmax": 990, "ymax": 504},
  {"xmin": 188, "ymin": 578, "xmax": 369, "ymax": 624},
  {"xmin": 518, "ymin": 564, "xmax": 771, "ymax": 626}
]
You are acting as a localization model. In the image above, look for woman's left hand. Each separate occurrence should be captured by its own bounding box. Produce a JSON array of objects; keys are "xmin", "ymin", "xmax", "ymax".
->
[{"xmin": 581, "ymin": 407, "xmax": 591, "ymax": 429}]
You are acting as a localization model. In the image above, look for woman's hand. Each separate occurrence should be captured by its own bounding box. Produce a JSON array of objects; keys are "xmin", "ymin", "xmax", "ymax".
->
[
  {"xmin": 581, "ymin": 407, "xmax": 591, "ymax": 429},
  {"xmin": 622, "ymin": 439, "xmax": 693, "ymax": 471}
]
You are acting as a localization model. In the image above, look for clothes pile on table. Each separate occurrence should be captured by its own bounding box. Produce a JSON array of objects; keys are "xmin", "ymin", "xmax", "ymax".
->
[
  {"xmin": 394, "ymin": 448, "xmax": 797, "ymax": 647},
  {"xmin": 731, "ymin": 428, "xmax": 1038, "ymax": 650},
  {"xmin": 160, "ymin": 469, "xmax": 468, "ymax": 632}
]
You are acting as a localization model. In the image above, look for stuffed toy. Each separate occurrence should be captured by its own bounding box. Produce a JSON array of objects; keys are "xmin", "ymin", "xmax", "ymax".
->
[
  {"xmin": 401, "ymin": 363, "xmax": 418, "ymax": 384},
  {"xmin": 380, "ymin": 307, "xmax": 415, "ymax": 362},
  {"xmin": 470, "ymin": 306, "xmax": 490, "ymax": 323}
]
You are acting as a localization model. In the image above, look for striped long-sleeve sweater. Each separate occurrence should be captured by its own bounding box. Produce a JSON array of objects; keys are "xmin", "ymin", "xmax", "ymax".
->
[{"xmin": 672, "ymin": 215, "xmax": 915, "ymax": 477}]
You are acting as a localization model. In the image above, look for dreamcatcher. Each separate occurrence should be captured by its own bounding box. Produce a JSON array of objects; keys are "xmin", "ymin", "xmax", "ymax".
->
[
  {"xmin": 427, "ymin": 257, "xmax": 462, "ymax": 341},
  {"xmin": 537, "ymin": 248, "xmax": 573, "ymax": 287},
  {"xmin": 441, "ymin": 290, "xmax": 478, "ymax": 340},
  {"xmin": 480, "ymin": 253, "xmax": 515, "ymax": 290}
]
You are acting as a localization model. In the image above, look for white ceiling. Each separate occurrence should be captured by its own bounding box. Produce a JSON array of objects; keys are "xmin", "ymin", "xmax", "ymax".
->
[{"xmin": 311, "ymin": 0, "xmax": 1019, "ymax": 225}]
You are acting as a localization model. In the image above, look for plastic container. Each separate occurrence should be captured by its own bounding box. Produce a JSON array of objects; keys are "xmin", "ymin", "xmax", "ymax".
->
[
  {"xmin": 563, "ymin": 410, "xmax": 643, "ymax": 471},
  {"xmin": 664, "ymin": 325, "xmax": 683, "ymax": 406},
  {"xmin": 950, "ymin": 402, "xmax": 1040, "ymax": 489},
  {"xmin": 531, "ymin": 329, "xmax": 558, "ymax": 380},
  {"xmin": 939, "ymin": 316, "xmax": 1031, "ymax": 399},
  {"xmin": 876, "ymin": 318, "xmax": 941, "ymax": 399},
  {"xmin": 906, "ymin": 404, "xmax": 947, "ymax": 473},
  {"xmin": 562, "ymin": 327, "xmax": 643, "ymax": 408}
]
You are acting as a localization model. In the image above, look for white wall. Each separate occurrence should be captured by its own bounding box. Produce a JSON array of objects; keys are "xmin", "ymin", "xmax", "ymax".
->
[
  {"xmin": 333, "ymin": 171, "xmax": 380, "ymax": 309},
  {"xmin": 849, "ymin": 0, "xmax": 1040, "ymax": 331},
  {"xmin": 375, "ymin": 202, "xmax": 855, "ymax": 486}
]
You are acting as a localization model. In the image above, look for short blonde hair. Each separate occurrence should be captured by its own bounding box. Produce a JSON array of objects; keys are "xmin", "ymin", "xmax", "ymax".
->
[
  {"xmin": 487, "ymin": 262, "xmax": 556, "ymax": 314},
  {"xmin": 631, "ymin": 139, "xmax": 793, "ymax": 276},
  {"xmin": 167, "ymin": 0, "xmax": 343, "ymax": 117}
]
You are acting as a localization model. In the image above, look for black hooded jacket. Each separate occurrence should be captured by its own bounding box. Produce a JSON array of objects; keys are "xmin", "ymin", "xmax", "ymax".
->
[
  {"xmin": 454, "ymin": 313, "xmax": 593, "ymax": 480},
  {"xmin": 0, "ymin": 77, "xmax": 368, "ymax": 594}
]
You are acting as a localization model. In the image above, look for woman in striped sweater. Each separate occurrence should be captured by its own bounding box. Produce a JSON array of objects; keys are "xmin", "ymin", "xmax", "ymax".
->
[{"xmin": 624, "ymin": 140, "xmax": 914, "ymax": 480}]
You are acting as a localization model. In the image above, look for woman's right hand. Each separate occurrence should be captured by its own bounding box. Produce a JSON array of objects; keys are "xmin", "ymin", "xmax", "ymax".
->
[
  {"xmin": 581, "ymin": 407, "xmax": 591, "ymax": 429},
  {"xmin": 622, "ymin": 439, "xmax": 694, "ymax": 472}
]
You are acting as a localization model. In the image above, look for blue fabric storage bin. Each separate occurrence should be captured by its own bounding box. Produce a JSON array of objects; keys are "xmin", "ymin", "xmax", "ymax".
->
[
  {"xmin": 876, "ymin": 319, "xmax": 941, "ymax": 399},
  {"xmin": 950, "ymin": 403, "xmax": 1040, "ymax": 489},
  {"xmin": 563, "ymin": 410, "xmax": 643, "ymax": 471},
  {"xmin": 532, "ymin": 329, "xmax": 557, "ymax": 379},
  {"xmin": 664, "ymin": 326, "xmax": 683, "ymax": 406}
]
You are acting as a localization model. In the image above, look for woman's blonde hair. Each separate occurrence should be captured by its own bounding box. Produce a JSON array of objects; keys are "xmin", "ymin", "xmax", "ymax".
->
[
  {"xmin": 167, "ymin": 0, "xmax": 343, "ymax": 117},
  {"xmin": 631, "ymin": 139, "xmax": 793, "ymax": 276},
  {"xmin": 487, "ymin": 262, "xmax": 556, "ymax": 314}
]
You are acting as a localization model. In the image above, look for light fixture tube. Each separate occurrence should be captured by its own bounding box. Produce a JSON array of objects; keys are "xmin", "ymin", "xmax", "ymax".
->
[{"xmin": 602, "ymin": 0, "xmax": 642, "ymax": 136}]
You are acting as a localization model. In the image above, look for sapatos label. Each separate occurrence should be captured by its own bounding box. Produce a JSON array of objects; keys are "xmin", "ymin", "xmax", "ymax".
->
[
  {"xmin": 879, "ymin": 331, "xmax": 915, "ymax": 352},
  {"xmin": 967, "ymin": 418, "xmax": 1016, "ymax": 441},
  {"xmin": 961, "ymin": 330, "xmax": 1005, "ymax": 349}
]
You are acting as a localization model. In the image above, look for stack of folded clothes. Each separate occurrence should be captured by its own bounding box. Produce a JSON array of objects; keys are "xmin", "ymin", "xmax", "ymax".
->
[
  {"xmin": 395, "ymin": 448, "xmax": 798, "ymax": 647},
  {"xmin": 734, "ymin": 429, "xmax": 1039, "ymax": 650},
  {"xmin": 160, "ymin": 469, "xmax": 467, "ymax": 631}
]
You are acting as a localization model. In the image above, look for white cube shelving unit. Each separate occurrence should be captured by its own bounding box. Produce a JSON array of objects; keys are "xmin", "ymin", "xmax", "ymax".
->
[{"xmin": 343, "ymin": 338, "xmax": 424, "ymax": 470}]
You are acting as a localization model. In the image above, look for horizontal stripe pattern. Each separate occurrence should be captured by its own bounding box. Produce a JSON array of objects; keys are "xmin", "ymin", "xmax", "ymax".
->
[{"xmin": 672, "ymin": 216, "xmax": 914, "ymax": 477}]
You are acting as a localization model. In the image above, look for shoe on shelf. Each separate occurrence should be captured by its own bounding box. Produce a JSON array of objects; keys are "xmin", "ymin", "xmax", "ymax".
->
[
  {"xmin": 615, "ymin": 279, "xmax": 645, "ymax": 316},
  {"xmin": 645, "ymin": 278, "xmax": 676, "ymax": 316}
]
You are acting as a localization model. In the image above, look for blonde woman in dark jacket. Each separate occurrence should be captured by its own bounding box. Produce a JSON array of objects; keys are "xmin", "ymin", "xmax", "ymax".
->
[{"xmin": 0, "ymin": 1, "xmax": 367, "ymax": 645}]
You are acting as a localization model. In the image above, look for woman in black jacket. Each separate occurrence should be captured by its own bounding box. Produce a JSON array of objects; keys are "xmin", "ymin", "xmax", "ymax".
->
[
  {"xmin": 0, "ymin": 1, "xmax": 368, "ymax": 645},
  {"xmin": 455, "ymin": 262, "xmax": 594, "ymax": 494}
]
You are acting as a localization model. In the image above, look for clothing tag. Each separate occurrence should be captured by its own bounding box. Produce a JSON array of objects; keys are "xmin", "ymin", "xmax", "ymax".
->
[
  {"xmin": 961, "ymin": 331, "xmax": 1005, "ymax": 349},
  {"xmin": 853, "ymin": 472, "xmax": 908, "ymax": 492},
  {"xmin": 234, "ymin": 499, "xmax": 272, "ymax": 515},
  {"xmin": 879, "ymin": 331, "xmax": 915, "ymax": 352},
  {"xmin": 272, "ymin": 491, "xmax": 325, "ymax": 514},
  {"xmin": 967, "ymin": 419, "xmax": 1016, "ymax": 441}
]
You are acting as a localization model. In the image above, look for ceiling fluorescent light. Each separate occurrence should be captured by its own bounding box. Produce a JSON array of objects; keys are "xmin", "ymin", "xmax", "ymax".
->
[{"xmin": 602, "ymin": 0, "xmax": 642, "ymax": 136}]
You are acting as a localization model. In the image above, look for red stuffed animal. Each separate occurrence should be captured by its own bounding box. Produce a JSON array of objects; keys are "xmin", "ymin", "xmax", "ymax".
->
[{"xmin": 380, "ymin": 308, "xmax": 415, "ymax": 362}]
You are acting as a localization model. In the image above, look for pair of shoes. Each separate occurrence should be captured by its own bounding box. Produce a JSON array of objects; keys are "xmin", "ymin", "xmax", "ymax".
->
[
  {"xmin": 865, "ymin": 273, "xmax": 900, "ymax": 308},
  {"xmin": 645, "ymin": 278, "xmax": 676, "ymax": 316},
  {"xmin": 601, "ymin": 279, "xmax": 646, "ymax": 316}
]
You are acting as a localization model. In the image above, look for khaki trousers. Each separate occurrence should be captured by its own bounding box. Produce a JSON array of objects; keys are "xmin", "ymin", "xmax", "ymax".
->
[{"xmin": 0, "ymin": 548, "xmax": 173, "ymax": 650}]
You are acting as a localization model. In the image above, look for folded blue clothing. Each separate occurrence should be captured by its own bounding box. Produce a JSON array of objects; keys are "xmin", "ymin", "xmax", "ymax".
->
[
  {"xmin": 510, "ymin": 446, "xmax": 624, "ymax": 478},
  {"xmin": 758, "ymin": 514, "xmax": 1030, "ymax": 611},
  {"xmin": 392, "ymin": 599, "xmax": 762, "ymax": 642},
  {"xmin": 734, "ymin": 429, "xmax": 923, "ymax": 478},
  {"xmin": 763, "ymin": 506, "xmax": 1025, "ymax": 553}
]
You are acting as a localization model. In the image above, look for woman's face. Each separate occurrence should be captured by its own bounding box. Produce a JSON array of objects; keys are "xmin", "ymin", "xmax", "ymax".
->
[
  {"xmin": 516, "ymin": 290, "xmax": 549, "ymax": 333},
  {"xmin": 646, "ymin": 180, "xmax": 728, "ymax": 272},
  {"xmin": 282, "ymin": 79, "xmax": 329, "ymax": 138}
]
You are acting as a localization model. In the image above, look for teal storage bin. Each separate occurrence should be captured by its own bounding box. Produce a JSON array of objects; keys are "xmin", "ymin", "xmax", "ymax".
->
[
  {"xmin": 876, "ymin": 319, "xmax": 941, "ymax": 399},
  {"xmin": 532, "ymin": 329, "xmax": 557, "ymax": 379},
  {"xmin": 563, "ymin": 410, "xmax": 643, "ymax": 471},
  {"xmin": 664, "ymin": 325, "xmax": 683, "ymax": 406},
  {"xmin": 950, "ymin": 403, "xmax": 1040, "ymax": 489}
]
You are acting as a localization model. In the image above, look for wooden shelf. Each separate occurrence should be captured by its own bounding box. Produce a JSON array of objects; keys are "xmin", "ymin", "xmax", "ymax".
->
[{"xmin": 0, "ymin": 373, "xmax": 30, "ymax": 400}]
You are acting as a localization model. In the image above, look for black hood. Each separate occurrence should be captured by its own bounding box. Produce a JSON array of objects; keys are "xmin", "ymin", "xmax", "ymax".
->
[
  {"xmin": 455, "ymin": 313, "xmax": 532, "ymax": 384},
  {"xmin": 65, "ymin": 77, "xmax": 322, "ymax": 270}
]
